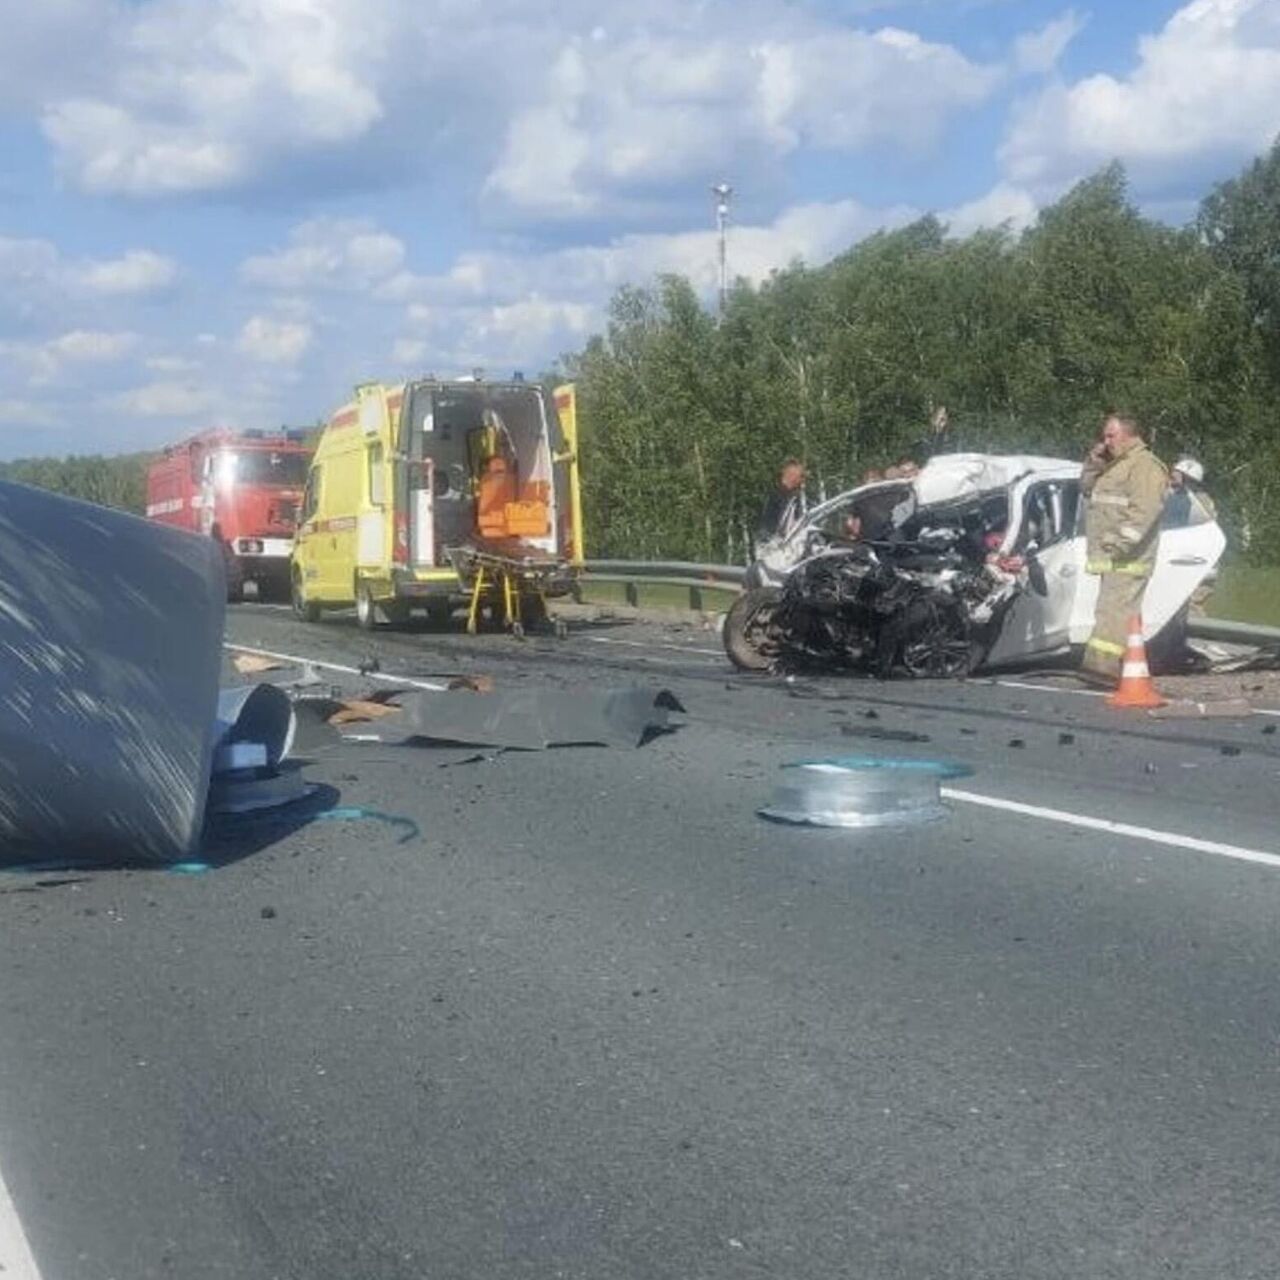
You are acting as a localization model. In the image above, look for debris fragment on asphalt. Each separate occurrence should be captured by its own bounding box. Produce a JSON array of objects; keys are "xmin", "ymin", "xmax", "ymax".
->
[
  {"xmin": 208, "ymin": 765, "xmax": 313, "ymax": 815},
  {"xmin": 1008, "ymin": 738, "xmax": 1026, "ymax": 749},
  {"xmin": 1220, "ymin": 745, "xmax": 1243, "ymax": 757},
  {"xmin": 1147, "ymin": 698, "xmax": 1254, "ymax": 719},
  {"xmin": 0, "ymin": 479, "xmax": 224, "ymax": 866},
  {"xmin": 447, "ymin": 674, "xmax": 496, "ymax": 694},
  {"xmin": 840, "ymin": 725, "xmax": 931, "ymax": 743},
  {"xmin": 760, "ymin": 757, "xmax": 972, "ymax": 828},
  {"xmin": 215, "ymin": 684, "xmax": 296, "ymax": 768},
  {"xmin": 1058, "ymin": 733, "xmax": 1076, "ymax": 745},
  {"xmin": 210, "ymin": 683, "xmax": 314, "ymax": 815},
  {"xmin": 233, "ymin": 652, "xmax": 288, "ymax": 674},
  {"xmin": 312, "ymin": 806, "xmax": 420, "ymax": 843},
  {"xmin": 341, "ymin": 687, "xmax": 685, "ymax": 750},
  {"xmin": 327, "ymin": 698, "xmax": 404, "ymax": 726}
]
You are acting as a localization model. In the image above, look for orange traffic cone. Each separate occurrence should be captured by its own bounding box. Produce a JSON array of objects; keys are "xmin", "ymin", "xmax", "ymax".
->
[{"xmin": 1107, "ymin": 615, "xmax": 1165, "ymax": 709}]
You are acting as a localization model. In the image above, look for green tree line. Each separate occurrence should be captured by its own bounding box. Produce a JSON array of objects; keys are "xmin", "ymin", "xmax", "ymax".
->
[
  {"xmin": 0, "ymin": 452, "xmax": 151, "ymax": 515},
  {"xmin": 565, "ymin": 148, "xmax": 1280, "ymax": 565}
]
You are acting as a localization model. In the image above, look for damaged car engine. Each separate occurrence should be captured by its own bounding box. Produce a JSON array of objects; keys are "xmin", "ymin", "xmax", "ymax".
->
[{"xmin": 725, "ymin": 525, "xmax": 1019, "ymax": 678}]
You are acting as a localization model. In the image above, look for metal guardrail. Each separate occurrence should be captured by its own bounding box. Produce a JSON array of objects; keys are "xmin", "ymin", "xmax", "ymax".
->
[
  {"xmin": 1187, "ymin": 616, "xmax": 1280, "ymax": 647},
  {"xmin": 578, "ymin": 559, "xmax": 745, "ymax": 611},
  {"xmin": 580, "ymin": 558, "xmax": 1280, "ymax": 647}
]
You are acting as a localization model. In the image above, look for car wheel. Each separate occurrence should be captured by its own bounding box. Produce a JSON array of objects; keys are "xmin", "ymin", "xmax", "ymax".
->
[
  {"xmin": 355, "ymin": 581, "xmax": 379, "ymax": 631},
  {"xmin": 723, "ymin": 587, "xmax": 782, "ymax": 672},
  {"xmin": 291, "ymin": 568, "xmax": 320, "ymax": 623},
  {"xmin": 895, "ymin": 597, "xmax": 974, "ymax": 679}
]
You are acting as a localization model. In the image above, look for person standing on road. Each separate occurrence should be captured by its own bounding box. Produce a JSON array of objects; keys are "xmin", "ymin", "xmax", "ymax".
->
[
  {"xmin": 1164, "ymin": 457, "xmax": 1216, "ymax": 529},
  {"xmin": 756, "ymin": 458, "xmax": 808, "ymax": 543},
  {"xmin": 1080, "ymin": 413, "xmax": 1169, "ymax": 684}
]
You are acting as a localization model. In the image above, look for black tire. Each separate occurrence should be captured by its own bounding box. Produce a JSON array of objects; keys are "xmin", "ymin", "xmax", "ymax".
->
[
  {"xmin": 723, "ymin": 587, "xmax": 782, "ymax": 672},
  {"xmin": 355, "ymin": 581, "xmax": 379, "ymax": 631},
  {"xmin": 891, "ymin": 596, "xmax": 976, "ymax": 679},
  {"xmin": 223, "ymin": 546, "xmax": 244, "ymax": 603},
  {"xmin": 425, "ymin": 598, "xmax": 452, "ymax": 630},
  {"xmin": 291, "ymin": 567, "xmax": 320, "ymax": 623}
]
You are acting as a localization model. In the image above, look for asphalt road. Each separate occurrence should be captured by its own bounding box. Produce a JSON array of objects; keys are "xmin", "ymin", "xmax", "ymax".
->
[{"xmin": 2, "ymin": 602, "xmax": 1280, "ymax": 1279}]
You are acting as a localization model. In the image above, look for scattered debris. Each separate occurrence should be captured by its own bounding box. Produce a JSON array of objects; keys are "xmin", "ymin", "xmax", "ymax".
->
[
  {"xmin": 312, "ymin": 806, "xmax": 420, "ymax": 844},
  {"xmin": 1264, "ymin": 724, "xmax": 1277, "ymax": 736},
  {"xmin": 233, "ymin": 652, "xmax": 288, "ymax": 674},
  {"xmin": 209, "ymin": 765, "xmax": 313, "ymax": 815},
  {"xmin": 1008, "ymin": 738, "xmax": 1026, "ymax": 749},
  {"xmin": 260, "ymin": 905, "xmax": 277, "ymax": 919},
  {"xmin": 1148, "ymin": 699, "xmax": 1254, "ymax": 720},
  {"xmin": 1058, "ymin": 732, "xmax": 1076, "ymax": 746},
  {"xmin": 342, "ymin": 687, "xmax": 685, "ymax": 751},
  {"xmin": 358, "ymin": 656, "xmax": 382, "ymax": 676},
  {"xmin": 447, "ymin": 674, "xmax": 496, "ymax": 694},
  {"xmin": 1220, "ymin": 745, "xmax": 1243, "ymax": 757},
  {"xmin": 327, "ymin": 698, "xmax": 403, "ymax": 726},
  {"xmin": 840, "ymin": 725, "xmax": 931, "ymax": 743}
]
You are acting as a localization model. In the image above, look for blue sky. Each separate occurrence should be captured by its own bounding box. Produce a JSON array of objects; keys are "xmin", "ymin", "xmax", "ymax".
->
[{"xmin": 2, "ymin": 0, "xmax": 1278, "ymax": 459}]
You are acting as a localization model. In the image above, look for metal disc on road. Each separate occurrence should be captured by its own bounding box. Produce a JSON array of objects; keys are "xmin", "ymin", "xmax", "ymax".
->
[{"xmin": 760, "ymin": 756, "xmax": 972, "ymax": 829}]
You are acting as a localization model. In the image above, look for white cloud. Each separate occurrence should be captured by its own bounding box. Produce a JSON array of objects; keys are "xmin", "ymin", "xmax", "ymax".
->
[
  {"xmin": 45, "ymin": 330, "xmax": 138, "ymax": 361},
  {"xmin": 379, "ymin": 196, "xmax": 920, "ymax": 370},
  {"xmin": 237, "ymin": 315, "xmax": 313, "ymax": 364},
  {"xmin": 145, "ymin": 354, "xmax": 201, "ymax": 374},
  {"xmin": 0, "ymin": 330, "xmax": 138, "ymax": 386},
  {"xmin": 40, "ymin": 0, "xmax": 386, "ymax": 196},
  {"xmin": 391, "ymin": 338, "xmax": 428, "ymax": 365},
  {"xmin": 111, "ymin": 380, "xmax": 213, "ymax": 418},
  {"xmin": 487, "ymin": 25, "xmax": 1000, "ymax": 215},
  {"xmin": 21, "ymin": 0, "xmax": 1002, "ymax": 216},
  {"xmin": 1013, "ymin": 9, "xmax": 1087, "ymax": 76},
  {"xmin": 0, "ymin": 398, "xmax": 61, "ymax": 429},
  {"xmin": 943, "ymin": 183, "xmax": 1039, "ymax": 236},
  {"xmin": 241, "ymin": 219, "xmax": 406, "ymax": 291},
  {"xmin": 400, "ymin": 198, "xmax": 919, "ymax": 311},
  {"xmin": 1002, "ymin": 0, "xmax": 1280, "ymax": 191},
  {"xmin": 74, "ymin": 250, "xmax": 179, "ymax": 296}
]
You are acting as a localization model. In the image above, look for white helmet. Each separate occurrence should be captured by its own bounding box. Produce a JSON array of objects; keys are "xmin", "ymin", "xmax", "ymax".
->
[{"xmin": 1173, "ymin": 457, "xmax": 1204, "ymax": 484}]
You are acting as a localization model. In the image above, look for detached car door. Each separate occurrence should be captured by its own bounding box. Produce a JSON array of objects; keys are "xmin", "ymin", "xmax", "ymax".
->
[{"xmin": 1140, "ymin": 520, "xmax": 1227, "ymax": 638}]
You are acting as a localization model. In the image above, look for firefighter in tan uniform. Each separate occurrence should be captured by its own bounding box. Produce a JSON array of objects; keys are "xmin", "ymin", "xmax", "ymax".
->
[{"xmin": 1080, "ymin": 414, "xmax": 1169, "ymax": 683}]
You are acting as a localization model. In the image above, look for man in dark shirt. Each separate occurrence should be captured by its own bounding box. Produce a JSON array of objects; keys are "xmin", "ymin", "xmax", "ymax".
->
[{"xmin": 757, "ymin": 459, "xmax": 807, "ymax": 542}]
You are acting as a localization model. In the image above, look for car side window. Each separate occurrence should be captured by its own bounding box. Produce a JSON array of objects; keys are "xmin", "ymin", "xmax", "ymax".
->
[
  {"xmin": 368, "ymin": 443, "xmax": 385, "ymax": 506},
  {"xmin": 1019, "ymin": 480, "xmax": 1080, "ymax": 550},
  {"xmin": 302, "ymin": 467, "xmax": 321, "ymax": 522}
]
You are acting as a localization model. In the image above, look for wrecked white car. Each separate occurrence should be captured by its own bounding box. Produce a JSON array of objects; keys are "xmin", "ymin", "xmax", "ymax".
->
[{"xmin": 724, "ymin": 453, "xmax": 1226, "ymax": 677}]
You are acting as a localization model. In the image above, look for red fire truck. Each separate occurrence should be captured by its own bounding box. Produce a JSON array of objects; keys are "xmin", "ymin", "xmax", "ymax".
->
[{"xmin": 146, "ymin": 428, "xmax": 313, "ymax": 600}]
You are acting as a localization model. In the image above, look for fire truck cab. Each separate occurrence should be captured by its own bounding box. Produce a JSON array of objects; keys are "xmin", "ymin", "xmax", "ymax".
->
[{"xmin": 146, "ymin": 428, "xmax": 313, "ymax": 600}]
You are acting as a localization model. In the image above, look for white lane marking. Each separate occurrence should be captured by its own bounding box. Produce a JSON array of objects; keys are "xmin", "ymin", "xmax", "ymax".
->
[
  {"xmin": 996, "ymin": 678, "xmax": 1106, "ymax": 699},
  {"xmin": 995, "ymin": 678, "xmax": 1280, "ymax": 718},
  {"xmin": 222, "ymin": 643, "xmax": 448, "ymax": 692},
  {"xmin": 0, "ymin": 1158, "xmax": 42, "ymax": 1280},
  {"xmin": 582, "ymin": 635, "xmax": 723, "ymax": 658},
  {"xmin": 942, "ymin": 787, "xmax": 1280, "ymax": 871}
]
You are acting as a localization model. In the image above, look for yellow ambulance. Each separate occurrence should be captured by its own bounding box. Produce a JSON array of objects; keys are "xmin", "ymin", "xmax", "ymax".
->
[{"xmin": 291, "ymin": 378, "xmax": 583, "ymax": 629}]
